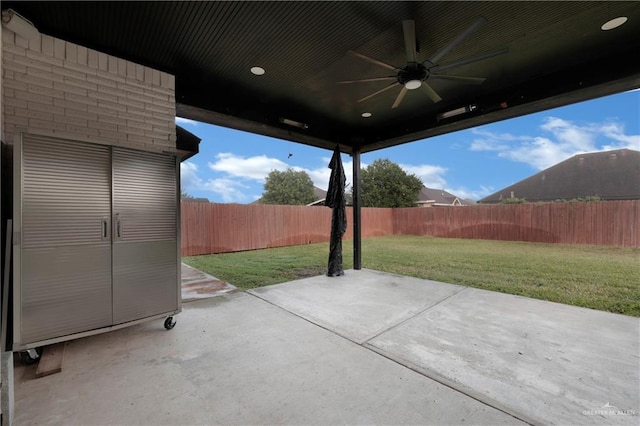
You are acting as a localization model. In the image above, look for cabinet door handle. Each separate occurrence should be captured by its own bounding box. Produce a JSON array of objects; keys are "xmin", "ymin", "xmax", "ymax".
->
[
  {"xmin": 114, "ymin": 214, "xmax": 122, "ymax": 240},
  {"xmin": 101, "ymin": 217, "xmax": 109, "ymax": 241}
]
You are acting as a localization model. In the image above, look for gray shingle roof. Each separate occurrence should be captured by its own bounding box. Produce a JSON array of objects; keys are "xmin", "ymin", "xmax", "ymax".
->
[{"xmin": 479, "ymin": 149, "xmax": 640, "ymax": 203}]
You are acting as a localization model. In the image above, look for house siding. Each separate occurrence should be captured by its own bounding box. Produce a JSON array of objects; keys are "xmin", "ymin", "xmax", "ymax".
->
[{"xmin": 1, "ymin": 28, "xmax": 176, "ymax": 152}]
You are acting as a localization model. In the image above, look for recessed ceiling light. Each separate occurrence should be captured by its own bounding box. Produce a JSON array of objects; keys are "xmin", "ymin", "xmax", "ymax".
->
[
  {"xmin": 601, "ymin": 17, "xmax": 627, "ymax": 31},
  {"xmin": 250, "ymin": 66, "xmax": 265, "ymax": 75},
  {"xmin": 361, "ymin": 112, "xmax": 372, "ymax": 118}
]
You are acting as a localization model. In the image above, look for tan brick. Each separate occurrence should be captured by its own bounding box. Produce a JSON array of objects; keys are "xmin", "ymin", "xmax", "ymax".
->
[
  {"xmin": 117, "ymin": 81, "xmax": 144, "ymax": 94},
  {"xmin": 117, "ymin": 58, "xmax": 127, "ymax": 77},
  {"xmin": 54, "ymin": 81, "xmax": 88, "ymax": 97},
  {"xmin": 65, "ymin": 43, "xmax": 77, "ymax": 63},
  {"xmin": 118, "ymin": 96, "xmax": 145, "ymax": 109},
  {"xmin": 98, "ymin": 52, "xmax": 108, "ymax": 71},
  {"xmin": 28, "ymin": 36, "xmax": 42, "ymax": 53},
  {"xmin": 28, "ymin": 84, "xmax": 65, "ymax": 99},
  {"xmin": 89, "ymin": 74, "xmax": 117, "ymax": 88},
  {"xmin": 63, "ymin": 60, "xmax": 97, "ymax": 76},
  {"xmin": 88, "ymin": 90, "xmax": 118, "ymax": 103},
  {"xmin": 122, "ymin": 109, "xmax": 147, "ymax": 123},
  {"xmin": 125, "ymin": 61, "xmax": 135, "ymax": 79},
  {"xmin": 77, "ymin": 45, "xmax": 88, "ymax": 66},
  {"xmin": 108, "ymin": 55, "xmax": 118, "ymax": 74},
  {"xmin": 41, "ymin": 35, "xmax": 55, "ymax": 56},
  {"xmin": 63, "ymin": 92, "xmax": 97, "ymax": 107},
  {"xmin": 54, "ymin": 98, "xmax": 88, "ymax": 112},
  {"xmin": 30, "ymin": 118, "xmax": 65, "ymax": 131},
  {"xmin": 121, "ymin": 125, "xmax": 146, "ymax": 137},
  {"xmin": 6, "ymin": 39, "xmax": 27, "ymax": 53},
  {"xmin": 26, "ymin": 50, "xmax": 64, "ymax": 67},
  {"xmin": 12, "ymin": 55, "xmax": 53, "ymax": 73},
  {"xmin": 66, "ymin": 110, "xmax": 98, "ymax": 122},
  {"xmin": 2, "ymin": 27, "xmax": 15, "ymax": 44},
  {"xmin": 152, "ymin": 69, "xmax": 161, "ymax": 86},
  {"xmin": 127, "ymin": 119, "xmax": 153, "ymax": 131},
  {"xmin": 142, "ymin": 89, "xmax": 170, "ymax": 103},
  {"xmin": 135, "ymin": 64, "xmax": 144, "ymax": 81},
  {"xmin": 20, "ymin": 71, "xmax": 54, "ymax": 88},
  {"xmin": 96, "ymin": 99, "xmax": 121, "ymax": 112},
  {"xmin": 3, "ymin": 79, "xmax": 28, "ymax": 92},
  {"xmin": 2, "ymin": 60, "xmax": 28, "ymax": 74},
  {"xmin": 54, "ymin": 38, "xmax": 65, "ymax": 60},
  {"xmin": 160, "ymin": 72, "xmax": 174, "ymax": 90},
  {"xmin": 127, "ymin": 133, "xmax": 151, "ymax": 144},
  {"xmin": 144, "ymin": 67, "xmax": 153, "ymax": 84},
  {"xmin": 54, "ymin": 114, "xmax": 87, "ymax": 127},
  {"xmin": 96, "ymin": 70, "xmax": 125, "ymax": 85},
  {"xmin": 8, "ymin": 115, "xmax": 29, "ymax": 127},
  {"xmin": 98, "ymin": 129, "xmax": 126, "ymax": 141},
  {"xmin": 63, "ymin": 75, "xmax": 98, "ymax": 91},
  {"xmin": 51, "ymin": 64, "xmax": 87, "ymax": 81},
  {"xmin": 15, "ymin": 90, "xmax": 54, "ymax": 105},
  {"xmin": 16, "ymin": 34, "xmax": 31, "ymax": 49},
  {"xmin": 27, "ymin": 101, "xmax": 56, "ymax": 114},
  {"xmin": 145, "ymin": 129, "xmax": 172, "ymax": 140},
  {"xmin": 87, "ymin": 104, "xmax": 116, "ymax": 117},
  {"xmin": 88, "ymin": 50, "xmax": 98, "ymax": 69},
  {"xmin": 88, "ymin": 120, "xmax": 118, "ymax": 132},
  {"xmin": 97, "ymin": 115, "xmax": 126, "ymax": 127},
  {"xmin": 22, "ymin": 108, "xmax": 54, "ymax": 122}
]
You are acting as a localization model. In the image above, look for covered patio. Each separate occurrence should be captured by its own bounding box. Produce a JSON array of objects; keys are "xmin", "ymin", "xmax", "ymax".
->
[{"xmin": 14, "ymin": 269, "xmax": 639, "ymax": 425}]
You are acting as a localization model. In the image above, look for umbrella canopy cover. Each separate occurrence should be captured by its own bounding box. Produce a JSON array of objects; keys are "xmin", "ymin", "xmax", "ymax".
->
[{"xmin": 326, "ymin": 146, "xmax": 347, "ymax": 276}]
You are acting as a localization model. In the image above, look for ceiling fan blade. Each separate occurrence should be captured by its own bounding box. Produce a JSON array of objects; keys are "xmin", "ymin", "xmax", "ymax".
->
[
  {"xmin": 337, "ymin": 76, "xmax": 397, "ymax": 84},
  {"xmin": 429, "ymin": 16, "xmax": 488, "ymax": 64},
  {"xmin": 348, "ymin": 50, "xmax": 397, "ymax": 71},
  {"xmin": 430, "ymin": 74, "xmax": 486, "ymax": 84},
  {"xmin": 392, "ymin": 86, "xmax": 408, "ymax": 109},
  {"xmin": 402, "ymin": 20, "xmax": 417, "ymax": 63},
  {"xmin": 421, "ymin": 82, "xmax": 442, "ymax": 103},
  {"xmin": 435, "ymin": 47, "xmax": 509, "ymax": 72},
  {"xmin": 358, "ymin": 82, "xmax": 399, "ymax": 103}
]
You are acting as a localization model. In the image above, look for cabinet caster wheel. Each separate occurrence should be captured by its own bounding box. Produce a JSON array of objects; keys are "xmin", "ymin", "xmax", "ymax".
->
[
  {"xmin": 164, "ymin": 316, "xmax": 176, "ymax": 330},
  {"xmin": 19, "ymin": 347, "xmax": 43, "ymax": 365}
]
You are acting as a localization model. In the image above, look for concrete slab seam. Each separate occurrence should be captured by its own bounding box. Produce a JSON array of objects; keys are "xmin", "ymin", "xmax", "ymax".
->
[
  {"xmin": 363, "ymin": 342, "xmax": 543, "ymax": 426},
  {"xmin": 248, "ymin": 289, "xmax": 538, "ymax": 425},
  {"xmin": 246, "ymin": 291, "xmax": 364, "ymax": 344},
  {"xmin": 360, "ymin": 286, "xmax": 470, "ymax": 344}
]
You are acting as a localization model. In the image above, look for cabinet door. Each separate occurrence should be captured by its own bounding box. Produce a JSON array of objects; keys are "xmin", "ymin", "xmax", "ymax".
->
[
  {"xmin": 112, "ymin": 148, "xmax": 178, "ymax": 324},
  {"xmin": 20, "ymin": 135, "xmax": 112, "ymax": 344}
]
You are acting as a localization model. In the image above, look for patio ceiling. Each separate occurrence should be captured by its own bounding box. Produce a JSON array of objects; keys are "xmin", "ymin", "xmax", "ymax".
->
[{"xmin": 4, "ymin": 1, "xmax": 640, "ymax": 153}]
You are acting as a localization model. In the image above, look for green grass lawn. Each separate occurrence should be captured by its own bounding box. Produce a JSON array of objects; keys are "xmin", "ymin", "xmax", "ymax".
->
[{"xmin": 183, "ymin": 236, "xmax": 640, "ymax": 317}]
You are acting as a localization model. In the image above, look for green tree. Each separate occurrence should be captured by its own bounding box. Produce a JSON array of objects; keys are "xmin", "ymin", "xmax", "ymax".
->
[
  {"xmin": 261, "ymin": 169, "xmax": 316, "ymax": 205},
  {"xmin": 358, "ymin": 159, "xmax": 423, "ymax": 207},
  {"xmin": 181, "ymin": 188, "xmax": 194, "ymax": 200}
]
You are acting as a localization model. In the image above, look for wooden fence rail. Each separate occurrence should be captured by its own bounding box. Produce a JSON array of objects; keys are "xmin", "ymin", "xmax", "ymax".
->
[{"xmin": 181, "ymin": 200, "xmax": 639, "ymax": 256}]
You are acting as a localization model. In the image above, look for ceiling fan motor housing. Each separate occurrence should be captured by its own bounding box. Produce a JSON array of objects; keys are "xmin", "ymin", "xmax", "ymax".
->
[{"xmin": 397, "ymin": 63, "xmax": 429, "ymax": 86}]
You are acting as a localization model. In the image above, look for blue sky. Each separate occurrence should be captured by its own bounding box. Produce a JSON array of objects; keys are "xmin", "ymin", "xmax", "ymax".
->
[{"xmin": 178, "ymin": 89, "xmax": 639, "ymax": 203}]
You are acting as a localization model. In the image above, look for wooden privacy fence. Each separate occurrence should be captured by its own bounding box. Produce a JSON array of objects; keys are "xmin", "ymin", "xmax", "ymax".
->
[{"xmin": 181, "ymin": 200, "xmax": 639, "ymax": 256}]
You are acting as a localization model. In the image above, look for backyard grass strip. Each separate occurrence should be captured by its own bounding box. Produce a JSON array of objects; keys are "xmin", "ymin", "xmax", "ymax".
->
[{"xmin": 183, "ymin": 236, "xmax": 640, "ymax": 317}]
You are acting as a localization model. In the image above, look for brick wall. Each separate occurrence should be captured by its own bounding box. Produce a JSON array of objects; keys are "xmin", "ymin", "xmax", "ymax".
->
[{"xmin": 1, "ymin": 27, "xmax": 176, "ymax": 152}]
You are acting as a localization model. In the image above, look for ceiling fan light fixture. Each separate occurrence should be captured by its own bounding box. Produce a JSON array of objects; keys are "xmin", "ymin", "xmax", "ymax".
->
[
  {"xmin": 250, "ymin": 66, "xmax": 265, "ymax": 75},
  {"xmin": 601, "ymin": 17, "xmax": 627, "ymax": 31},
  {"xmin": 405, "ymin": 79, "xmax": 422, "ymax": 90}
]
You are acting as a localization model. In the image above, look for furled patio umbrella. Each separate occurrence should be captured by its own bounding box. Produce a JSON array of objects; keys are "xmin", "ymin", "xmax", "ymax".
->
[{"xmin": 325, "ymin": 145, "xmax": 347, "ymax": 277}]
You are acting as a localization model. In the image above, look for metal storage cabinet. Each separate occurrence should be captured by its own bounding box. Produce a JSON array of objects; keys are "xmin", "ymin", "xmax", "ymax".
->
[{"xmin": 13, "ymin": 134, "xmax": 180, "ymax": 350}]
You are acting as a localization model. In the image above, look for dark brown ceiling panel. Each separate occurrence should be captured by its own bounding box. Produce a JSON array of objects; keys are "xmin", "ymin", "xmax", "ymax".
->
[{"xmin": 5, "ymin": 1, "xmax": 639, "ymax": 153}]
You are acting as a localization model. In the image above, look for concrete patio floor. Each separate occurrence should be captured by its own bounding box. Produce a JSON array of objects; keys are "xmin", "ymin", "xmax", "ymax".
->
[{"xmin": 13, "ymin": 269, "xmax": 639, "ymax": 425}]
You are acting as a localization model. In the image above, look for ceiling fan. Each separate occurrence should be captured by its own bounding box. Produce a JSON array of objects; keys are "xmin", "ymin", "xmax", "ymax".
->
[{"xmin": 339, "ymin": 17, "xmax": 508, "ymax": 109}]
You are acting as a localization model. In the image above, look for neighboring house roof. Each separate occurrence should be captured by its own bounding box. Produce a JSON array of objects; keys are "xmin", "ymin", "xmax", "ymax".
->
[
  {"xmin": 418, "ymin": 187, "xmax": 474, "ymax": 207},
  {"xmin": 479, "ymin": 149, "xmax": 640, "ymax": 204}
]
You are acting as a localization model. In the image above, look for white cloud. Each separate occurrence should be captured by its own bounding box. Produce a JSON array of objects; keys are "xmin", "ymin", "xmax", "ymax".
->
[
  {"xmin": 400, "ymin": 163, "xmax": 448, "ymax": 189},
  {"xmin": 469, "ymin": 116, "xmax": 639, "ymax": 170},
  {"xmin": 180, "ymin": 161, "xmax": 253, "ymax": 203},
  {"xmin": 175, "ymin": 117, "xmax": 199, "ymax": 126},
  {"xmin": 208, "ymin": 153, "xmax": 289, "ymax": 181}
]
